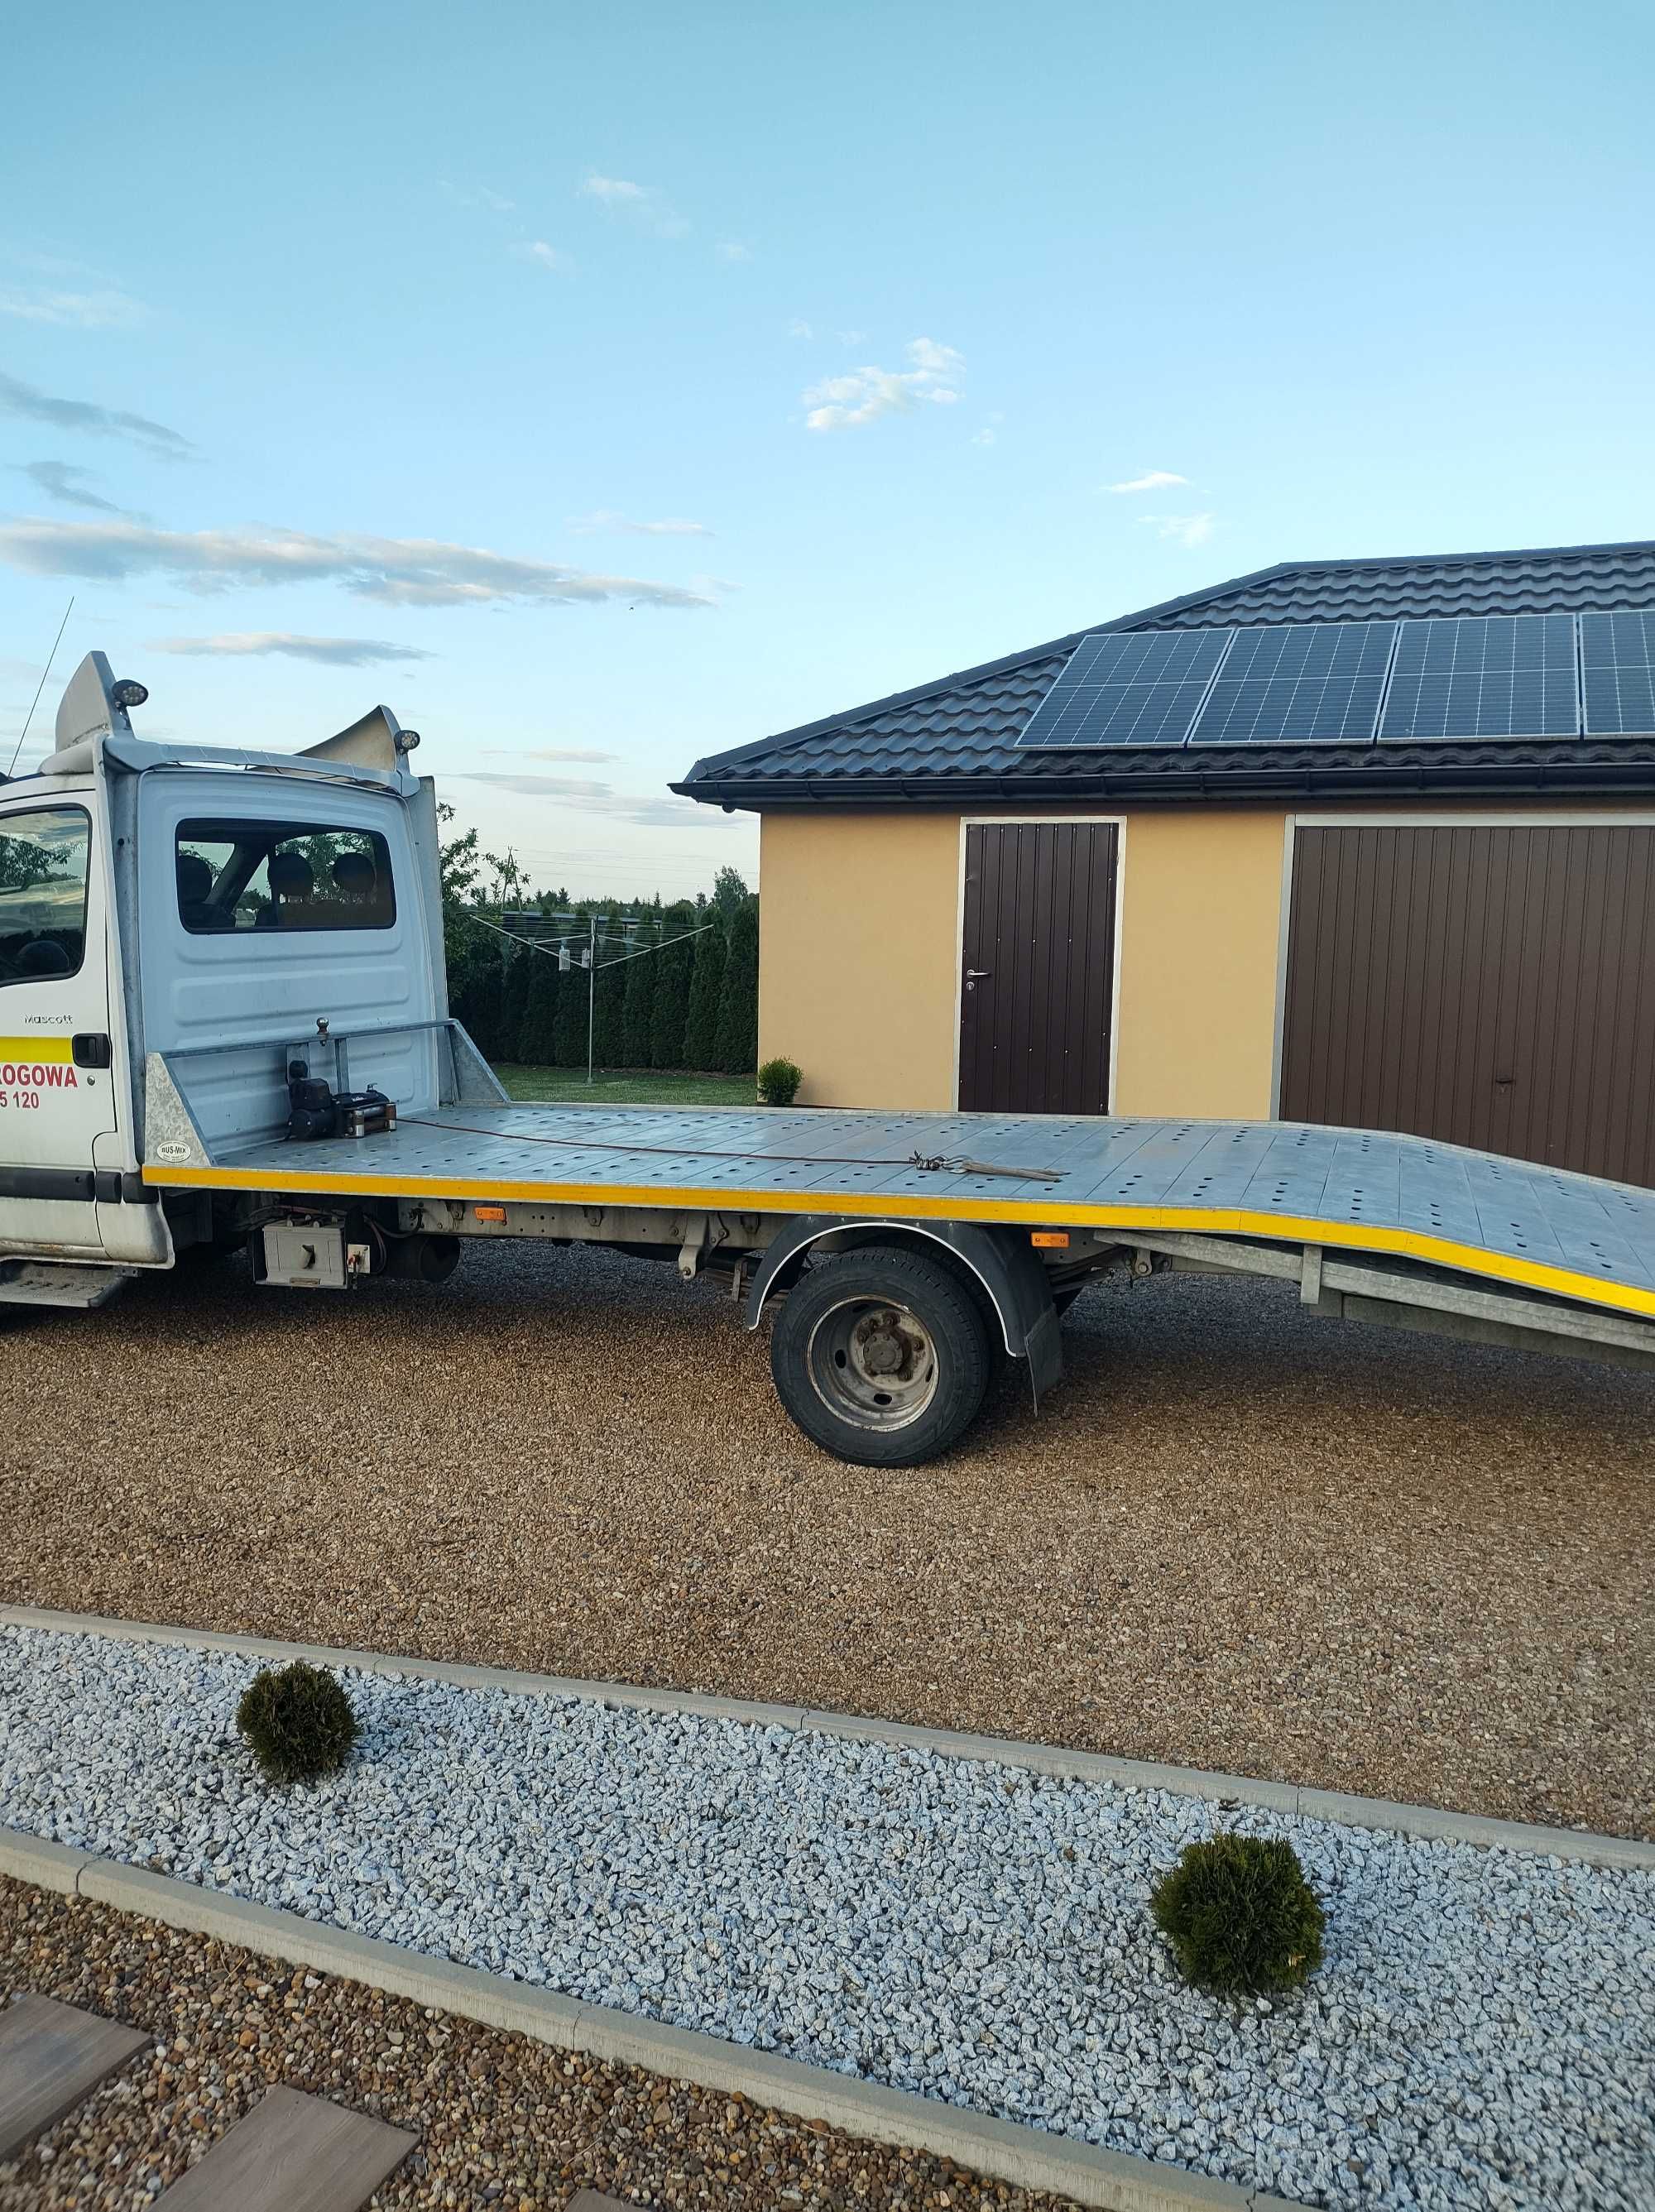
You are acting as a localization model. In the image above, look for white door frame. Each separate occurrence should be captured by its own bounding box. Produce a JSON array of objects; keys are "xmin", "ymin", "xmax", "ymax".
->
[
  {"xmin": 953, "ymin": 813, "xmax": 1127, "ymax": 1113},
  {"xmin": 1268, "ymin": 807, "xmax": 1655, "ymax": 1116}
]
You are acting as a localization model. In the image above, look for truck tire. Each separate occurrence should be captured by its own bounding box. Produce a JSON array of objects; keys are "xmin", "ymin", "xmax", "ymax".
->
[{"xmin": 768, "ymin": 1243, "xmax": 993, "ymax": 1466}]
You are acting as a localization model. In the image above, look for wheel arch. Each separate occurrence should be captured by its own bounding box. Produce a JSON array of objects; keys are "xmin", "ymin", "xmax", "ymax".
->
[{"xmin": 746, "ymin": 1214, "xmax": 1063, "ymax": 1399}]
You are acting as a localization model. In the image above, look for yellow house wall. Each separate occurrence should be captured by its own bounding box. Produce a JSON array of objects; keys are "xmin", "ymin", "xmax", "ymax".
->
[
  {"xmin": 1112, "ymin": 809, "xmax": 1284, "ymax": 1118},
  {"xmin": 758, "ymin": 810, "xmax": 962, "ymax": 1110},
  {"xmin": 757, "ymin": 801, "xmax": 1651, "ymax": 1117},
  {"xmin": 758, "ymin": 805, "xmax": 1285, "ymax": 1115}
]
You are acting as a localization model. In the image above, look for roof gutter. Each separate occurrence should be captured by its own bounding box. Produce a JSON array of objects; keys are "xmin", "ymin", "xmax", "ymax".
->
[{"xmin": 673, "ymin": 754, "xmax": 1655, "ymax": 811}]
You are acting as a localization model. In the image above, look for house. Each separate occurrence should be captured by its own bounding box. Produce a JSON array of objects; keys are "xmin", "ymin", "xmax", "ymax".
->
[{"xmin": 675, "ymin": 540, "xmax": 1655, "ymax": 1187}]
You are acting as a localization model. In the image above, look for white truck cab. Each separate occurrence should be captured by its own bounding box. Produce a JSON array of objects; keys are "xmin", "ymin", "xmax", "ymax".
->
[{"xmin": 0, "ymin": 653, "xmax": 444, "ymax": 1282}]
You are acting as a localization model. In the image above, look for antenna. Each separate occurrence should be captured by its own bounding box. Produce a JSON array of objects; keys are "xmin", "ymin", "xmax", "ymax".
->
[{"xmin": 5, "ymin": 597, "xmax": 74, "ymax": 779}]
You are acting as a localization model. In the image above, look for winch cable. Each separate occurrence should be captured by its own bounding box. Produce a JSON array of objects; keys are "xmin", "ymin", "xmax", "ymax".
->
[{"xmin": 394, "ymin": 1113, "xmax": 1063, "ymax": 1183}]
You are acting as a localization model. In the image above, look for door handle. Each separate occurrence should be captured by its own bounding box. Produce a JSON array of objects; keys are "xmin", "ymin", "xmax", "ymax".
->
[
  {"xmin": 72, "ymin": 1033, "xmax": 113, "ymax": 1069},
  {"xmin": 965, "ymin": 968, "xmax": 991, "ymax": 981}
]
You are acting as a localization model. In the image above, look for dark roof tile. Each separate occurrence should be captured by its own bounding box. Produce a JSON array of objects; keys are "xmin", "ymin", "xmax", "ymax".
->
[{"xmin": 678, "ymin": 540, "xmax": 1655, "ymax": 801}]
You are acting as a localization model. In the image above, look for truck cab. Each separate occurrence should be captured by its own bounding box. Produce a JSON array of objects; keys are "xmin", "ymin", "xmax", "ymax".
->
[{"xmin": 0, "ymin": 652, "xmax": 446, "ymax": 1279}]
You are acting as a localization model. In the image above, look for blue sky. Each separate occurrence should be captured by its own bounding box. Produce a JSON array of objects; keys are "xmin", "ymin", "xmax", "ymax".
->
[{"xmin": 4, "ymin": 0, "xmax": 1653, "ymax": 895}]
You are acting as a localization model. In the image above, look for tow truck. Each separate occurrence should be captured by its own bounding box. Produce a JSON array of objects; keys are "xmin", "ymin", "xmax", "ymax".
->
[{"xmin": 4, "ymin": 651, "xmax": 1655, "ymax": 1466}]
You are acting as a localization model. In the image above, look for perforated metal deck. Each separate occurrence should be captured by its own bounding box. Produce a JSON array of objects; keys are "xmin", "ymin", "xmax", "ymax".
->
[{"xmin": 142, "ymin": 1101, "xmax": 1655, "ymax": 1322}]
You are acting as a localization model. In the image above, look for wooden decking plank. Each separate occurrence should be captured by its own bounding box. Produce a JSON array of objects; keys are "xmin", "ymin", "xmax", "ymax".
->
[
  {"xmin": 0, "ymin": 1994, "xmax": 150, "ymax": 2159},
  {"xmin": 155, "ymin": 2085, "xmax": 415, "ymax": 2211}
]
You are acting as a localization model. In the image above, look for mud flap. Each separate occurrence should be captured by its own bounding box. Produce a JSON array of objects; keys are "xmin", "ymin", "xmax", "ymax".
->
[{"xmin": 746, "ymin": 1215, "xmax": 1063, "ymax": 1407}]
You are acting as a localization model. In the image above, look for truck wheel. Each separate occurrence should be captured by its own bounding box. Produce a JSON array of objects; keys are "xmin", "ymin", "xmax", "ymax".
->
[{"xmin": 768, "ymin": 1244, "xmax": 992, "ymax": 1466}]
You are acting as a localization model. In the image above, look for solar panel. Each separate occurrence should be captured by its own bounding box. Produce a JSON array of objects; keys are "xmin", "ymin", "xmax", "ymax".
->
[
  {"xmin": 1378, "ymin": 614, "xmax": 1578, "ymax": 741},
  {"xmin": 1188, "ymin": 622, "xmax": 1396, "ymax": 745},
  {"xmin": 1581, "ymin": 610, "xmax": 1655, "ymax": 736},
  {"xmin": 1015, "ymin": 629, "xmax": 1233, "ymax": 748}
]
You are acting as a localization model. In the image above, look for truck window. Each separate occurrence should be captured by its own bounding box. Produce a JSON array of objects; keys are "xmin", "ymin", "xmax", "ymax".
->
[
  {"xmin": 0, "ymin": 806, "xmax": 90, "ymax": 985},
  {"xmin": 175, "ymin": 819, "xmax": 396, "ymax": 933}
]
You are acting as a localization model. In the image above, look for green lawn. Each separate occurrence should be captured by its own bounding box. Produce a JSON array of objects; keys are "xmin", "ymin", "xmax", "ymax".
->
[{"xmin": 492, "ymin": 1063, "xmax": 756, "ymax": 1106}]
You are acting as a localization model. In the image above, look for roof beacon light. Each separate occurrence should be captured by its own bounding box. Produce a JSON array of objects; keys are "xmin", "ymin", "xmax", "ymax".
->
[
  {"xmin": 395, "ymin": 727, "xmax": 420, "ymax": 755},
  {"xmin": 110, "ymin": 679, "xmax": 148, "ymax": 711}
]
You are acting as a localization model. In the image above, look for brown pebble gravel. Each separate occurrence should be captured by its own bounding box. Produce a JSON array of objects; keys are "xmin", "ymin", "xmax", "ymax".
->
[
  {"xmin": 2, "ymin": 1244, "xmax": 1651, "ymax": 1837},
  {"xmin": 0, "ymin": 1876, "xmax": 1072, "ymax": 2211}
]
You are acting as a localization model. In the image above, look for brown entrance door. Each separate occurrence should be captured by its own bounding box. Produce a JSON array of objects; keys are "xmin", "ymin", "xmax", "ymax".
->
[
  {"xmin": 958, "ymin": 820, "xmax": 1118, "ymax": 1114},
  {"xmin": 1278, "ymin": 822, "xmax": 1655, "ymax": 1185}
]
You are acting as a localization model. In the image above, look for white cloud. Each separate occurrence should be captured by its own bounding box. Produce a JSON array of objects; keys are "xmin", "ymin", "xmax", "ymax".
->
[
  {"xmin": 1141, "ymin": 512, "xmax": 1215, "ymax": 548},
  {"xmin": 0, "ymin": 519, "xmax": 718, "ymax": 610},
  {"xmin": 579, "ymin": 172, "xmax": 688, "ymax": 238},
  {"xmin": 788, "ymin": 319, "xmax": 813, "ymax": 340},
  {"xmin": 971, "ymin": 428, "xmax": 996, "ymax": 448},
  {"xmin": 456, "ymin": 770, "xmax": 721, "ymax": 830},
  {"xmin": 717, "ymin": 240, "xmax": 752, "ymax": 262},
  {"xmin": 453, "ymin": 771, "xmax": 612, "ymax": 799},
  {"xmin": 1107, "ymin": 469, "xmax": 1188, "ymax": 495},
  {"xmin": 0, "ymin": 287, "xmax": 148, "ymax": 329},
  {"xmin": 569, "ymin": 510, "xmax": 712, "ymax": 538},
  {"xmin": 14, "ymin": 460, "xmax": 142, "ymax": 518},
  {"xmin": 516, "ymin": 240, "xmax": 574, "ymax": 274},
  {"xmin": 493, "ymin": 745, "xmax": 621, "ymax": 764},
  {"xmin": 0, "ymin": 372, "xmax": 192, "ymax": 458},
  {"xmin": 804, "ymin": 338, "xmax": 965, "ymax": 431},
  {"xmin": 151, "ymin": 632, "xmax": 435, "ymax": 666}
]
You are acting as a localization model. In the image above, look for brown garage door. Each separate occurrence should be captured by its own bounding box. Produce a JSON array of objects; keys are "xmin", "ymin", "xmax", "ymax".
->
[
  {"xmin": 958, "ymin": 820, "xmax": 1117, "ymax": 1113},
  {"xmin": 1279, "ymin": 823, "xmax": 1655, "ymax": 1184}
]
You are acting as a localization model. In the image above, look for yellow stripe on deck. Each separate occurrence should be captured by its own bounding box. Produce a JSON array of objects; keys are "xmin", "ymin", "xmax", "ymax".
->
[{"xmin": 140, "ymin": 1159, "xmax": 1655, "ymax": 1325}]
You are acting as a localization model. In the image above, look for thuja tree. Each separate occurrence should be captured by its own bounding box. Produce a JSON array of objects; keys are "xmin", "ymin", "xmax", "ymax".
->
[
  {"xmin": 716, "ymin": 897, "xmax": 760, "ymax": 1076},
  {"xmin": 518, "ymin": 948, "xmax": 561, "ymax": 1064},
  {"xmin": 682, "ymin": 919, "xmax": 727, "ymax": 1071},
  {"xmin": 591, "ymin": 919, "xmax": 627, "ymax": 1065},
  {"xmin": 498, "ymin": 948, "xmax": 533, "ymax": 1064},
  {"xmin": 621, "ymin": 919, "xmax": 659, "ymax": 1068},
  {"xmin": 650, "ymin": 900, "xmax": 698, "ymax": 1068}
]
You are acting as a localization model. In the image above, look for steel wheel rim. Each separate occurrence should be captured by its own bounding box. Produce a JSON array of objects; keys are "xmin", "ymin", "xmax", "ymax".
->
[{"xmin": 804, "ymin": 1295, "xmax": 940, "ymax": 1431}]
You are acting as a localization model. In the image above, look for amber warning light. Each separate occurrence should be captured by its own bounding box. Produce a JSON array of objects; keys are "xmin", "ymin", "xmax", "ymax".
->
[{"xmin": 1030, "ymin": 1231, "xmax": 1069, "ymax": 1248}]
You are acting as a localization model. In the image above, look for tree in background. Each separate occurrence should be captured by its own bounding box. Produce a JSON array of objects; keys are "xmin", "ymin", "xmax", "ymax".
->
[
  {"xmin": 716, "ymin": 895, "xmax": 760, "ymax": 1075},
  {"xmin": 435, "ymin": 808, "xmax": 760, "ymax": 1075},
  {"xmin": 498, "ymin": 946, "xmax": 534, "ymax": 1064},
  {"xmin": 649, "ymin": 900, "xmax": 698, "ymax": 1068},
  {"xmin": 519, "ymin": 944, "xmax": 560, "ymax": 1063},
  {"xmin": 436, "ymin": 804, "xmax": 496, "ymax": 1043},
  {"xmin": 712, "ymin": 863, "xmax": 749, "ymax": 919},
  {"xmin": 682, "ymin": 916, "xmax": 727, "ymax": 1070},
  {"xmin": 591, "ymin": 915, "xmax": 627, "ymax": 1065},
  {"xmin": 553, "ymin": 945, "xmax": 588, "ymax": 1067},
  {"xmin": 621, "ymin": 916, "xmax": 658, "ymax": 1068}
]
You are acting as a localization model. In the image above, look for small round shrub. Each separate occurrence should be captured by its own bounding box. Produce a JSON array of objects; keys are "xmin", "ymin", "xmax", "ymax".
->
[
  {"xmin": 757, "ymin": 1056, "xmax": 804, "ymax": 1106},
  {"xmin": 1149, "ymin": 1832, "xmax": 1325, "ymax": 1998},
  {"xmin": 237, "ymin": 1661, "xmax": 358, "ymax": 1787}
]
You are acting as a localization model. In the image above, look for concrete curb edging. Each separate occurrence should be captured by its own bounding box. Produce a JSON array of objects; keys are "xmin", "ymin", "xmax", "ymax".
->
[
  {"xmin": 1, "ymin": 1829, "xmax": 1306, "ymax": 2212},
  {"xmin": 2, "ymin": 1603, "xmax": 1650, "ymax": 1869}
]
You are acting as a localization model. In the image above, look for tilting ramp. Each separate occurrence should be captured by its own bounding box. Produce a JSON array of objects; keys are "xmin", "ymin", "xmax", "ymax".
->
[{"xmin": 142, "ymin": 1064, "xmax": 1655, "ymax": 1325}]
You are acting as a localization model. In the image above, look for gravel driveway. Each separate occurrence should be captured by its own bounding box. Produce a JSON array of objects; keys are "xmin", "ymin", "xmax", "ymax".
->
[{"xmin": 2, "ymin": 1242, "xmax": 1650, "ymax": 1837}]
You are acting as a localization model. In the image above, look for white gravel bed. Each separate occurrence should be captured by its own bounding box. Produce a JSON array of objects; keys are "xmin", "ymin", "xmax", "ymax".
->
[{"xmin": 1, "ymin": 1627, "xmax": 1650, "ymax": 2210}]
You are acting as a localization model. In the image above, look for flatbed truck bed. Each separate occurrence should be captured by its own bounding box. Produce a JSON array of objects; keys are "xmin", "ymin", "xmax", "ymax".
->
[
  {"xmin": 7, "ymin": 652, "xmax": 1655, "ymax": 1467},
  {"xmin": 143, "ymin": 1089, "xmax": 1655, "ymax": 1322}
]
